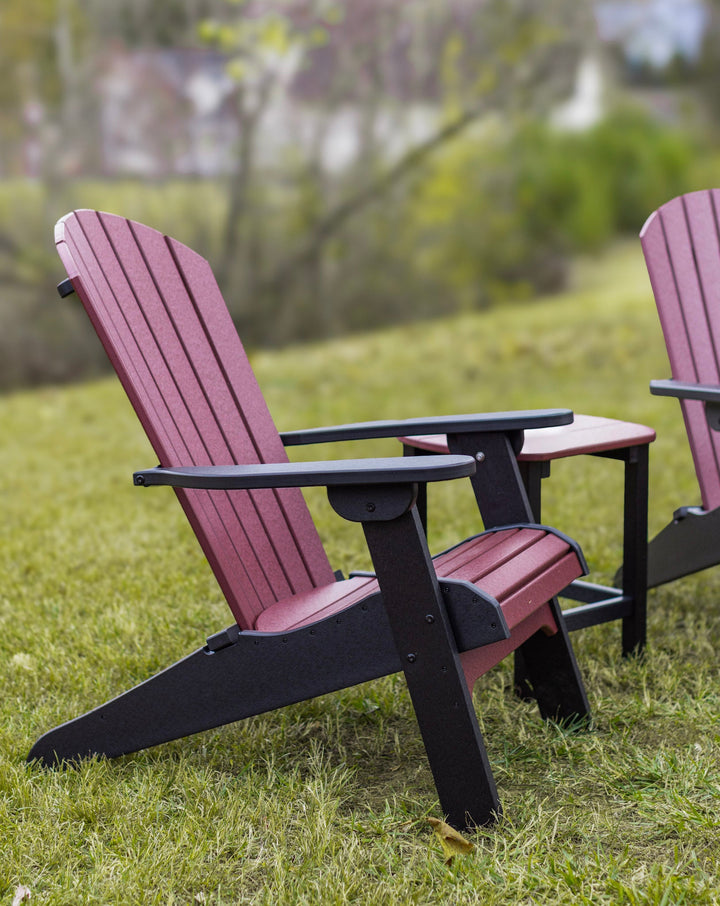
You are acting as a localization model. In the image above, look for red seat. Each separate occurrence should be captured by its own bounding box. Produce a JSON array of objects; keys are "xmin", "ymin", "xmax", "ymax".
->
[{"xmin": 401, "ymin": 416, "xmax": 654, "ymax": 655}]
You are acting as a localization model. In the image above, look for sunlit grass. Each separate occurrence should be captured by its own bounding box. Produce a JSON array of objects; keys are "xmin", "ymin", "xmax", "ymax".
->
[{"xmin": 1, "ymin": 241, "xmax": 719, "ymax": 903}]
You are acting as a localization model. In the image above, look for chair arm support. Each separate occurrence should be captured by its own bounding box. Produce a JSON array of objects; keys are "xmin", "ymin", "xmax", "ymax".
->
[
  {"xmin": 133, "ymin": 454, "xmax": 476, "ymax": 490},
  {"xmin": 279, "ymin": 409, "xmax": 573, "ymax": 447},
  {"xmin": 650, "ymin": 379, "xmax": 720, "ymax": 402},
  {"xmin": 651, "ymin": 380, "xmax": 720, "ymax": 431}
]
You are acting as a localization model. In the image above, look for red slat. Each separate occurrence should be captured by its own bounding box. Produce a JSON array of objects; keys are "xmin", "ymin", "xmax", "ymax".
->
[
  {"xmin": 56, "ymin": 211, "xmax": 334, "ymax": 628},
  {"xmin": 641, "ymin": 191, "xmax": 720, "ymax": 509},
  {"xmin": 257, "ymin": 529, "xmax": 583, "ymax": 647}
]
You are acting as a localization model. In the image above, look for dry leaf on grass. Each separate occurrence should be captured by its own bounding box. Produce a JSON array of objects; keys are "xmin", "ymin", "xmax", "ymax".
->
[{"xmin": 428, "ymin": 817, "xmax": 474, "ymax": 864}]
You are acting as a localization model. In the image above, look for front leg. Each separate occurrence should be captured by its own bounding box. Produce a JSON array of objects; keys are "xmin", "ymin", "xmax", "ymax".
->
[{"xmin": 328, "ymin": 483, "xmax": 501, "ymax": 830}]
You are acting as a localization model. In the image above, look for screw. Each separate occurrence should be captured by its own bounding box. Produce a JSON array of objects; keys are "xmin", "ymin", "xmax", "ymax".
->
[
  {"xmin": 475, "ymin": 452, "xmax": 485, "ymax": 463},
  {"xmin": 425, "ymin": 614, "xmax": 435, "ymax": 624},
  {"xmin": 406, "ymin": 653, "xmax": 417, "ymax": 663},
  {"xmin": 366, "ymin": 502, "xmax": 376, "ymax": 513}
]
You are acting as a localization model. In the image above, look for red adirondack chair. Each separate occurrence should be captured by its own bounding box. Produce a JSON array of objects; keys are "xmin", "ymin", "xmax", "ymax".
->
[
  {"xmin": 29, "ymin": 210, "xmax": 591, "ymax": 830},
  {"xmin": 640, "ymin": 188, "xmax": 720, "ymax": 587}
]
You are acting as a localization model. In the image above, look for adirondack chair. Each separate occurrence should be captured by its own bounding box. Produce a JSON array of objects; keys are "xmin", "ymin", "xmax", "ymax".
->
[
  {"xmin": 639, "ymin": 188, "xmax": 720, "ymax": 587},
  {"xmin": 28, "ymin": 210, "xmax": 592, "ymax": 831}
]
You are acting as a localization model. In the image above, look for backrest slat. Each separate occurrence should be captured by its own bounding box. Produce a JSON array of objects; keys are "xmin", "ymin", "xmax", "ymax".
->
[
  {"xmin": 56, "ymin": 210, "xmax": 335, "ymax": 628},
  {"xmin": 101, "ymin": 215, "xmax": 305, "ymax": 605},
  {"xmin": 166, "ymin": 236, "xmax": 330, "ymax": 573},
  {"xmin": 641, "ymin": 190, "xmax": 720, "ymax": 510},
  {"xmin": 62, "ymin": 215, "xmax": 286, "ymax": 616}
]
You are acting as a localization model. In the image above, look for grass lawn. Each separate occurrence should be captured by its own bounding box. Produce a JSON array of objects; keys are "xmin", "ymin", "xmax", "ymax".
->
[{"xmin": 1, "ymin": 241, "xmax": 719, "ymax": 904}]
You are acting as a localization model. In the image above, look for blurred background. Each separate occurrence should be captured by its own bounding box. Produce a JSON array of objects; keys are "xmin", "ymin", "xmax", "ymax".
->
[{"xmin": 0, "ymin": 0, "xmax": 717, "ymax": 390}]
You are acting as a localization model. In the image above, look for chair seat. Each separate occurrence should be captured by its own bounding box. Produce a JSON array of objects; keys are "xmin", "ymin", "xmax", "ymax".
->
[
  {"xmin": 399, "ymin": 414, "xmax": 655, "ymax": 462},
  {"xmin": 255, "ymin": 526, "xmax": 582, "ymax": 635}
]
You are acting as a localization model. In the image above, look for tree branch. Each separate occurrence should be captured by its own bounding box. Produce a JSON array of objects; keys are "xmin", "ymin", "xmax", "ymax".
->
[{"xmin": 263, "ymin": 105, "xmax": 483, "ymax": 291}]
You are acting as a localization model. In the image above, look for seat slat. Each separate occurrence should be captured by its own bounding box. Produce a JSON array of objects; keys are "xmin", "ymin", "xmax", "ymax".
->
[
  {"xmin": 255, "ymin": 575, "xmax": 378, "ymax": 633},
  {"xmin": 433, "ymin": 528, "xmax": 548, "ymax": 584},
  {"xmin": 257, "ymin": 528, "xmax": 584, "ymax": 639},
  {"xmin": 495, "ymin": 551, "xmax": 581, "ymax": 629},
  {"xmin": 437, "ymin": 533, "xmax": 571, "ymax": 600}
]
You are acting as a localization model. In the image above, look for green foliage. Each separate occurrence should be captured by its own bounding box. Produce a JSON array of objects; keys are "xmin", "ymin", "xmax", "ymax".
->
[
  {"xmin": 2, "ymin": 244, "xmax": 720, "ymax": 902},
  {"xmin": 0, "ymin": 179, "xmax": 228, "ymax": 389},
  {"xmin": 405, "ymin": 107, "xmax": 702, "ymax": 306},
  {"xmin": 0, "ymin": 105, "xmax": 714, "ymax": 388},
  {"xmin": 588, "ymin": 107, "xmax": 701, "ymax": 232},
  {"xmin": 0, "ymin": 0, "xmax": 72, "ymax": 115},
  {"xmin": 199, "ymin": 0, "xmax": 335, "ymax": 80}
]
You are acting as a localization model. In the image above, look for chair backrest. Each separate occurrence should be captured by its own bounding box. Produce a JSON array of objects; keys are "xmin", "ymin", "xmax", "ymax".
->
[
  {"xmin": 56, "ymin": 210, "xmax": 336, "ymax": 629},
  {"xmin": 640, "ymin": 189, "xmax": 720, "ymax": 511}
]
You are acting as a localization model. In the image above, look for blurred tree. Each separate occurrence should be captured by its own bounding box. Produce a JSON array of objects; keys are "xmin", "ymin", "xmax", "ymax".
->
[
  {"xmin": 84, "ymin": 0, "xmax": 230, "ymax": 47},
  {"xmin": 203, "ymin": 0, "xmax": 596, "ymax": 338},
  {"xmin": 198, "ymin": 1, "xmax": 338, "ymax": 304},
  {"xmin": 0, "ymin": 0, "xmax": 74, "ymax": 175},
  {"xmin": 696, "ymin": 0, "xmax": 720, "ymax": 131},
  {"xmin": 0, "ymin": 0, "xmax": 238, "ymax": 178}
]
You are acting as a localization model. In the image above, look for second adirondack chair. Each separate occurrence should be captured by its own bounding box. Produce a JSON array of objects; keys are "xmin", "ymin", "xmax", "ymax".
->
[
  {"xmin": 29, "ymin": 210, "xmax": 592, "ymax": 830},
  {"xmin": 639, "ymin": 189, "xmax": 720, "ymax": 587}
]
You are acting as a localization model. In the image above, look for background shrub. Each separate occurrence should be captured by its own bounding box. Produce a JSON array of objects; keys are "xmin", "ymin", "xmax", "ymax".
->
[
  {"xmin": 0, "ymin": 106, "xmax": 713, "ymax": 389},
  {"xmin": 405, "ymin": 107, "xmax": 704, "ymax": 306}
]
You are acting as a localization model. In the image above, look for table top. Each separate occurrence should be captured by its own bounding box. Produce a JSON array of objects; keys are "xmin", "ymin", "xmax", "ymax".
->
[{"xmin": 400, "ymin": 414, "xmax": 656, "ymax": 462}]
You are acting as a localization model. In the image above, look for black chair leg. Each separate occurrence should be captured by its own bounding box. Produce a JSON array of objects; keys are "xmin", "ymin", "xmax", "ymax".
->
[
  {"xmin": 518, "ymin": 598, "xmax": 591, "ymax": 725},
  {"xmin": 356, "ymin": 505, "xmax": 503, "ymax": 830},
  {"xmin": 620, "ymin": 445, "xmax": 648, "ymax": 655}
]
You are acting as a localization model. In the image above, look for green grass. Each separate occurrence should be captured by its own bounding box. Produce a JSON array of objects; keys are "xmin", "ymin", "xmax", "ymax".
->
[{"xmin": 2, "ymin": 241, "xmax": 720, "ymax": 903}]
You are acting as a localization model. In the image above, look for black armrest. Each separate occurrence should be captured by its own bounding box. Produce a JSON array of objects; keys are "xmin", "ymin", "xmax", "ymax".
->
[
  {"xmin": 134, "ymin": 454, "xmax": 476, "ymax": 490},
  {"xmin": 280, "ymin": 409, "xmax": 573, "ymax": 447},
  {"xmin": 650, "ymin": 379, "xmax": 720, "ymax": 402}
]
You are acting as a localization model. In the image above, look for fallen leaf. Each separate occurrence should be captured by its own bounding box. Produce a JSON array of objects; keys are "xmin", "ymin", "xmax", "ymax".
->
[
  {"xmin": 428, "ymin": 816, "xmax": 474, "ymax": 864},
  {"xmin": 12, "ymin": 886, "xmax": 31, "ymax": 906}
]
